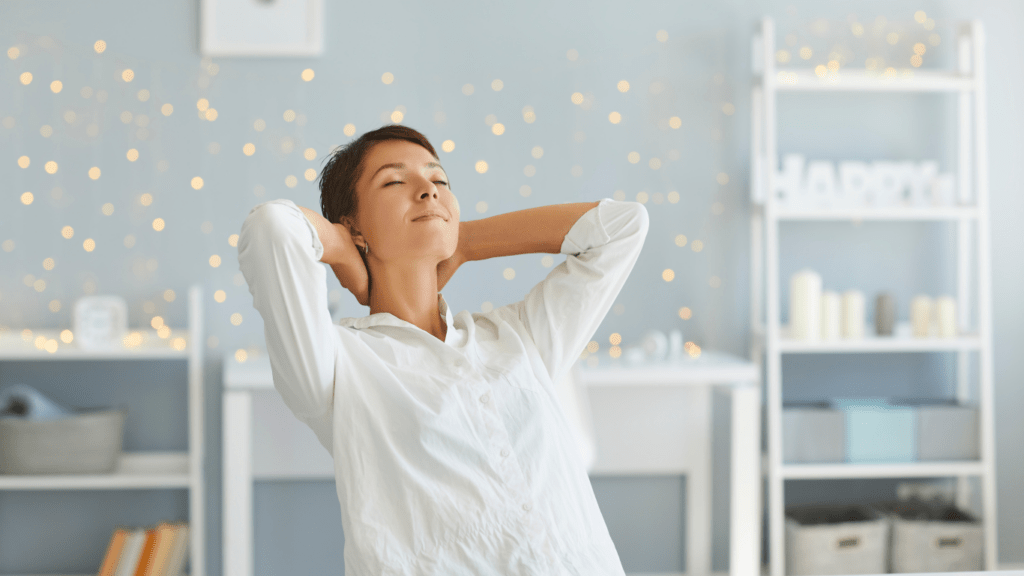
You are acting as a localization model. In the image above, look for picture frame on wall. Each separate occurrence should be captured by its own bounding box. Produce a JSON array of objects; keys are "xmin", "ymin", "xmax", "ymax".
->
[{"xmin": 200, "ymin": 0, "xmax": 324, "ymax": 57}]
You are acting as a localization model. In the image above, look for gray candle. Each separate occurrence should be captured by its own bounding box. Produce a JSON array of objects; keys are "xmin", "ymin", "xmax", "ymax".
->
[{"xmin": 875, "ymin": 292, "xmax": 895, "ymax": 336}]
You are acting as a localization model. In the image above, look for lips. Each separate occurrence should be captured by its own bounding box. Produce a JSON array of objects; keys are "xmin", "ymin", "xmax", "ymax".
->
[{"xmin": 413, "ymin": 212, "xmax": 446, "ymax": 222}]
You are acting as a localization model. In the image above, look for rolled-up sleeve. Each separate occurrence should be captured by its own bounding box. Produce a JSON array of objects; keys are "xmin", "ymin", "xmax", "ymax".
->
[
  {"xmin": 510, "ymin": 198, "xmax": 649, "ymax": 386},
  {"xmin": 237, "ymin": 199, "xmax": 338, "ymax": 422}
]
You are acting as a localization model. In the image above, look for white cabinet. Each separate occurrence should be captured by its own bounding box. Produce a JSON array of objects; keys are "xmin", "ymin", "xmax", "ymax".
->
[
  {"xmin": 0, "ymin": 285, "xmax": 205, "ymax": 576},
  {"xmin": 750, "ymin": 17, "xmax": 998, "ymax": 576}
]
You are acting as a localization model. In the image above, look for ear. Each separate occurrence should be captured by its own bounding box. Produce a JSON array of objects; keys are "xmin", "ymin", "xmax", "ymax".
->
[{"xmin": 339, "ymin": 215, "xmax": 368, "ymax": 249}]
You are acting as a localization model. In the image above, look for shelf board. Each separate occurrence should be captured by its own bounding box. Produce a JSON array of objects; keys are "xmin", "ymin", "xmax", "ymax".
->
[
  {"xmin": 763, "ymin": 205, "xmax": 979, "ymax": 221},
  {"xmin": 764, "ymin": 68, "xmax": 975, "ymax": 92},
  {"xmin": 754, "ymin": 322, "xmax": 980, "ymax": 354},
  {"xmin": 0, "ymin": 329, "xmax": 191, "ymax": 360},
  {"xmin": 0, "ymin": 451, "xmax": 191, "ymax": 490},
  {"xmin": 778, "ymin": 459, "xmax": 985, "ymax": 480}
]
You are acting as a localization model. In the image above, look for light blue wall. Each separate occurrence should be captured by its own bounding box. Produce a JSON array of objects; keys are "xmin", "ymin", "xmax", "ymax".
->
[{"xmin": 1, "ymin": 0, "xmax": 1022, "ymax": 573}]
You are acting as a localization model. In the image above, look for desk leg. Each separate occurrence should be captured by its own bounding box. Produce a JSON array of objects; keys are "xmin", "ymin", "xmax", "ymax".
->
[
  {"xmin": 224, "ymin": 391, "xmax": 253, "ymax": 576},
  {"xmin": 690, "ymin": 387, "xmax": 712, "ymax": 576},
  {"xmin": 730, "ymin": 384, "xmax": 761, "ymax": 576}
]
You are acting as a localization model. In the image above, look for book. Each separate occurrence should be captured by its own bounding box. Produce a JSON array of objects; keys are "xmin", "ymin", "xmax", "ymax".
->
[
  {"xmin": 98, "ymin": 527, "xmax": 130, "ymax": 576},
  {"xmin": 145, "ymin": 522, "xmax": 178, "ymax": 576},
  {"xmin": 164, "ymin": 523, "xmax": 190, "ymax": 576},
  {"xmin": 113, "ymin": 528, "xmax": 147, "ymax": 576},
  {"xmin": 132, "ymin": 527, "xmax": 158, "ymax": 576}
]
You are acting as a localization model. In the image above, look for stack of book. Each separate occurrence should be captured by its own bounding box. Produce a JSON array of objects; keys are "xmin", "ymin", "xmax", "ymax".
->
[{"xmin": 98, "ymin": 521, "xmax": 190, "ymax": 576}]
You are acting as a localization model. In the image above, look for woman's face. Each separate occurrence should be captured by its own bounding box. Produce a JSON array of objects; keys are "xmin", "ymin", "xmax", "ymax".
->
[{"xmin": 350, "ymin": 139, "xmax": 460, "ymax": 265}]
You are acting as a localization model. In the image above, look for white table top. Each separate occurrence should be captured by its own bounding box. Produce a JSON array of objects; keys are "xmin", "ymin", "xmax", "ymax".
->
[{"xmin": 575, "ymin": 349, "xmax": 759, "ymax": 387}]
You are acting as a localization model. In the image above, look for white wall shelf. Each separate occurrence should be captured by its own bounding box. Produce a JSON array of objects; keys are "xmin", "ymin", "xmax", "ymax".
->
[
  {"xmin": 0, "ymin": 329, "xmax": 192, "ymax": 360},
  {"xmin": 0, "ymin": 451, "xmax": 191, "ymax": 490},
  {"xmin": 750, "ymin": 17, "xmax": 998, "ymax": 576},
  {"xmin": 0, "ymin": 284, "xmax": 205, "ymax": 576},
  {"xmin": 752, "ymin": 321, "xmax": 983, "ymax": 353},
  {"xmin": 760, "ymin": 204, "xmax": 981, "ymax": 221},
  {"xmin": 763, "ymin": 455, "xmax": 986, "ymax": 480},
  {"xmin": 765, "ymin": 68, "xmax": 974, "ymax": 92}
]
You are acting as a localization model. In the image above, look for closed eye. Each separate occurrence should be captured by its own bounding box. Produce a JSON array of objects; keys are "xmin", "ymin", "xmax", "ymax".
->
[{"xmin": 385, "ymin": 180, "xmax": 449, "ymax": 186}]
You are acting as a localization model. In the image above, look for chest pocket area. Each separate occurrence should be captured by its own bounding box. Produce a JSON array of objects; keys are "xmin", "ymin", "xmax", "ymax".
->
[
  {"xmin": 485, "ymin": 355, "xmax": 544, "ymax": 435},
  {"xmin": 489, "ymin": 353, "xmax": 541, "ymax": 394}
]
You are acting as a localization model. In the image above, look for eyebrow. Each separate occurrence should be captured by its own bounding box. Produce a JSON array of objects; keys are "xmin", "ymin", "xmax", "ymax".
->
[{"xmin": 370, "ymin": 161, "xmax": 445, "ymax": 182}]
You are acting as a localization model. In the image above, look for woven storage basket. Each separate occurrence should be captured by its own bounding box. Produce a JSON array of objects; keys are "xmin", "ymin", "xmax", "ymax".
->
[
  {"xmin": 874, "ymin": 498, "xmax": 983, "ymax": 573},
  {"xmin": 0, "ymin": 406, "xmax": 127, "ymax": 474},
  {"xmin": 785, "ymin": 504, "xmax": 889, "ymax": 575}
]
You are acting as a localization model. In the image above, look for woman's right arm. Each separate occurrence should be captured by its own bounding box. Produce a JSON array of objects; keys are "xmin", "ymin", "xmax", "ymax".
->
[
  {"xmin": 297, "ymin": 205, "xmax": 370, "ymax": 307},
  {"xmin": 237, "ymin": 199, "xmax": 339, "ymax": 422}
]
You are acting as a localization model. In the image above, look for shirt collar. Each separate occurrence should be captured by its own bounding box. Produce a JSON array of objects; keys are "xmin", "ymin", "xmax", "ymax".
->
[{"xmin": 338, "ymin": 293, "xmax": 454, "ymax": 333}]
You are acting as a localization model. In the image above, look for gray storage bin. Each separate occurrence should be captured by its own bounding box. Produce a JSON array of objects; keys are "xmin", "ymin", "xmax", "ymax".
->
[
  {"xmin": 0, "ymin": 406, "xmax": 127, "ymax": 474},
  {"xmin": 785, "ymin": 504, "xmax": 889, "ymax": 575},
  {"xmin": 783, "ymin": 402, "xmax": 845, "ymax": 463},
  {"xmin": 874, "ymin": 498, "xmax": 983, "ymax": 573},
  {"xmin": 892, "ymin": 399, "xmax": 980, "ymax": 460},
  {"xmin": 782, "ymin": 500, "xmax": 888, "ymax": 569}
]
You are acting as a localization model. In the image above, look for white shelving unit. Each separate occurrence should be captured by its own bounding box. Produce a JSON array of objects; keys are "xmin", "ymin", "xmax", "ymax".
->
[
  {"xmin": 749, "ymin": 17, "xmax": 997, "ymax": 576},
  {"xmin": 0, "ymin": 285, "xmax": 205, "ymax": 576}
]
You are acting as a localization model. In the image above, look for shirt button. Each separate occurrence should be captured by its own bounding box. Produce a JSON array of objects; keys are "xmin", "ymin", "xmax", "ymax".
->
[
  {"xmin": 500, "ymin": 448, "xmax": 510, "ymax": 457},
  {"xmin": 479, "ymin": 394, "xmax": 490, "ymax": 404},
  {"xmin": 522, "ymin": 502, "xmax": 532, "ymax": 512},
  {"xmin": 454, "ymin": 358, "xmax": 464, "ymax": 368}
]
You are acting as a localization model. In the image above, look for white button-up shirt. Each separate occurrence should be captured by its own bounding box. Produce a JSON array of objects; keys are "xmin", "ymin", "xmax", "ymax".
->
[{"xmin": 237, "ymin": 197, "xmax": 649, "ymax": 576}]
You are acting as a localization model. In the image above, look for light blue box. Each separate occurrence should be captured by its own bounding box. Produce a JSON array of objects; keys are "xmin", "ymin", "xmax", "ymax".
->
[{"xmin": 832, "ymin": 398, "xmax": 917, "ymax": 463}]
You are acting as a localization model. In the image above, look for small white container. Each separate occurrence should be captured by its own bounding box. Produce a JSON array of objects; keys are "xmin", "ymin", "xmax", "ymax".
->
[
  {"xmin": 790, "ymin": 270, "xmax": 822, "ymax": 341},
  {"xmin": 841, "ymin": 290, "xmax": 866, "ymax": 339}
]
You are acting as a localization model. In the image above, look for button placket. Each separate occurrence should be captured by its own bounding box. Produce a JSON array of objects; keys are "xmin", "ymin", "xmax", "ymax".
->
[{"xmin": 480, "ymin": 409, "xmax": 528, "ymax": 495}]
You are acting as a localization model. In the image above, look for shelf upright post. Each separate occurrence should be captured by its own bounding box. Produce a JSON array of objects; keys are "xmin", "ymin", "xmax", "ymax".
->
[
  {"xmin": 188, "ymin": 284, "xmax": 206, "ymax": 576},
  {"xmin": 954, "ymin": 20, "xmax": 976, "ymax": 525},
  {"xmin": 751, "ymin": 80, "xmax": 764, "ymax": 367},
  {"xmin": 955, "ymin": 25, "xmax": 974, "ymax": 407},
  {"xmin": 970, "ymin": 19, "xmax": 999, "ymax": 570},
  {"xmin": 759, "ymin": 16, "xmax": 786, "ymax": 576}
]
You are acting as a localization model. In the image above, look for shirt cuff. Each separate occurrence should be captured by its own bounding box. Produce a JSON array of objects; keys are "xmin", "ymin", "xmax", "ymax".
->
[
  {"xmin": 250, "ymin": 198, "xmax": 325, "ymax": 262},
  {"xmin": 559, "ymin": 198, "xmax": 616, "ymax": 256}
]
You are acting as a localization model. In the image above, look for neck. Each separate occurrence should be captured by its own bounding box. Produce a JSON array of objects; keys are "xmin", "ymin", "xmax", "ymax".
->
[{"xmin": 367, "ymin": 260, "xmax": 446, "ymax": 340}]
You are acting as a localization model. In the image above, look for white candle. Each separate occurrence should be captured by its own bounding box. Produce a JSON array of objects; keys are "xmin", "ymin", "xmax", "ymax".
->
[
  {"xmin": 790, "ymin": 269, "xmax": 822, "ymax": 340},
  {"xmin": 821, "ymin": 291, "xmax": 841, "ymax": 340},
  {"xmin": 911, "ymin": 295, "xmax": 933, "ymax": 338},
  {"xmin": 841, "ymin": 290, "xmax": 865, "ymax": 339},
  {"xmin": 935, "ymin": 295, "xmax": 957, "ymax": 338}
]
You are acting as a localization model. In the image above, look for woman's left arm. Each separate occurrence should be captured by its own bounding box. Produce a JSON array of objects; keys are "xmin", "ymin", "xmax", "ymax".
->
[{"xmin": 435, "ymin": 202, "xmax": 601, "ymax": 291}]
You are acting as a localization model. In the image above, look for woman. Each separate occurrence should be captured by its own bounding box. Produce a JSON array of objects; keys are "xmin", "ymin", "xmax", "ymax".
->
[{"xmin": 237, "ymin": 124, "xmax": 649, "ymax": 575}]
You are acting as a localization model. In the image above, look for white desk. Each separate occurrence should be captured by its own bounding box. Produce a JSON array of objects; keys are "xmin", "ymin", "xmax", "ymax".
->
[
  {"xmin": 575, "ymin": 352, "xmax": 762, "ymax": 576},
  {"xmin": 222, "ymin": 350, "xmax": 761, "ymax": 576}
]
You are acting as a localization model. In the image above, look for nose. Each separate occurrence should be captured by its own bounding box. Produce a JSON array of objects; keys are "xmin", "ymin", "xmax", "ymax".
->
[{"xmin": 412, "ymin": 174, "xmax": 438, "ymax": 198}]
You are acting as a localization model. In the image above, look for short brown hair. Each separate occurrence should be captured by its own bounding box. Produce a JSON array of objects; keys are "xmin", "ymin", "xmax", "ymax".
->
[
  {"xmin": 316, "ymin": 124, "xmax": 444, "ymax": 295},
  {"xmin": 318, "ymin": 124, "xmax": 443, "ymax": 225}
]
